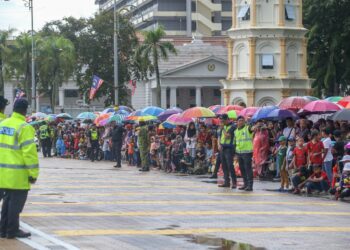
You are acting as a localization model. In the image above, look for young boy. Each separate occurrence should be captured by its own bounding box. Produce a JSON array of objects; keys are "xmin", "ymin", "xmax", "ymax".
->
[
  {"xmin": 306, "ymin": 130, "xmax": 324, "ymax": 170},
  {"xmin": 277, "ymin": 136, "xmax": 288, "ymax": 191},
  {"xmin": 299, "ymin": 164, "xmax": 330, "ymax": 195},
  {"xmin": 180, "ymin": 150, "xmax": 192, "ymax": 173}
]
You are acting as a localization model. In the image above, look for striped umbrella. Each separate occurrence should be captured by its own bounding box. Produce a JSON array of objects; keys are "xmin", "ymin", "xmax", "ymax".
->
[{"xmin": 182, "ymin": 107, "xmax": 215, "ymax": 118}]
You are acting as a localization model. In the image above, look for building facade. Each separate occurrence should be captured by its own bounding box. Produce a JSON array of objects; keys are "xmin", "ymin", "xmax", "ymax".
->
[
  {"xmin": 95, "ymin": 0, "xmax": 232, "ymax": 37},
  {"xmin": 221, "ymin": 0, "xmax": 311, "ymax": 106}
]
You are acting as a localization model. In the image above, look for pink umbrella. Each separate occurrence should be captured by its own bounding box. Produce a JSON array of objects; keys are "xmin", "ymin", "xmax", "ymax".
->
[
  {"xmin": 301, "ymin": 100, "xmax": 343, "ymax": 114},
  {"xmin": 217, "ymin": 105, "xmax": 244, "ymax": 114},
  {"xmin": 166, "ymin": 114, "xmax": 193, "ymax": 125},
  {"xmin": 278, "ymin": 96, "xmax": 311, "ymax": 111},
  {"xmin": 239, "ymin": 107, "xmax": 259, "ymax": 118}
]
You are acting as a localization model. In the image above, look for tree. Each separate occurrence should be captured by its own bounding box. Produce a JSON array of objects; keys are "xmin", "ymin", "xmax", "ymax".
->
[
  {"xmin": 136, "ymin": 27, "xmax": 177, "ymax": 107},
  {"xmin": 0, "ymin": 29, "xmax": 15, "ymax": 96},
  {"xmin": 36, "ymin": 36, "xmax": 75, "ymax": 112},
  {"xmin": 304, "ymin": 0, "xmax": 350, "ymax": 96}
]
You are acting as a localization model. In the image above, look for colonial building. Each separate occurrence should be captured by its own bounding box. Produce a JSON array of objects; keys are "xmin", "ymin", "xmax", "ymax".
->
[{"xmin": 221, "ymin": 0, "xmax": 311, "ymax": 106}]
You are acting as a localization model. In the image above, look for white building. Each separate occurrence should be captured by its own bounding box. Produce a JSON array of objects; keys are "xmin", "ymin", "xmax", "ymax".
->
[{"xmin": 221, "ymin": 0, "xmax": 311, "ymax": 106}]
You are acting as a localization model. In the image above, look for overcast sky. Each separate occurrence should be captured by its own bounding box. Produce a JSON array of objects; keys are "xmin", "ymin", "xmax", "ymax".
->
[{"xmin": 0, "ymin": 0, "xmax": 98, "ymax": 32}]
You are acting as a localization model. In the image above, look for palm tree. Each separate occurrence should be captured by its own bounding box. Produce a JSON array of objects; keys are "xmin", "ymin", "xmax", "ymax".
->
[
  {"xmin": 136, "ymin": 27, "xmax": 177, "ymax": 107},
  {"xmin": 0, "ymin": 29, "xmax": 15, "ymax": 96},
  {"xmin": 36, "ymin": 36, "xmax": 75, "ymax": 112}
]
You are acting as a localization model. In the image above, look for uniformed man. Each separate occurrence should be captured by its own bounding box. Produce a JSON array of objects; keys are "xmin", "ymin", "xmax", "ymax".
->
[
  {"xmin": 0, "ymin": 99, "xmax": 39, "ymax": 239},
  {"xmin": 112, "ymin": 122, "xmax": 125, "ymax": 168},
  {"xmin": 89, "ymin": 124, "xmax": 99, "ymax": 162},
  {"xmin": 138, "ymin": 120, "xmax": 150, "ymax": 172},
  {"xmin": 234, "ymin": 116, "xmax": 254, "ymax": 191},
  {"xmin": 0, "ymin": 96, "xmax": 9, "ymax": 202},
  {"xmin": 39, "ymin": 121, "xmax": 51, "ymax": 157}
]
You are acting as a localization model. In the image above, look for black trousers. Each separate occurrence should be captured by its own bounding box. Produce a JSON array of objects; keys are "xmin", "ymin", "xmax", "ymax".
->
[
  {"xmin": 113, "ymin": 142, "xmax": 122, "ymax": 167},
  {"xmin": 0, "ymin": 189, "xmax": 3, "ymax": 202},
  {"xmin": 211, "ymin": 152, "xmax": 221, "ymax": 175},
  {"xmin": 221, "ymin": 148, "xmax": 236, "ymax": 185},
  {"xmin": 237, "ymin": 153, "xmax": 254, "ymax": 188},
  {"xmin": 41, "ymin": 138, "xmax": 51, "ymax": 157},
  {"xmin": 0, "ymin": 190, "xmax": 28, "ymax": 236},
  {"xmin": 90, "ymin": 140, "xmax": 99, "ymax": 161}
]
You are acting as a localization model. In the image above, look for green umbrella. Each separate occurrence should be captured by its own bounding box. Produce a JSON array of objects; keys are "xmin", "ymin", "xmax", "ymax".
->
[
  {"xmin": 227, "ymin": 110, "xmax": 238, "ymax": 119},
  {"xmin": 325, "ymin": 96, "xmax": 343, "ymax": 103},
  {"xmin": 108, "ymin": 114, "xmax": 124, "ymax": 124}
]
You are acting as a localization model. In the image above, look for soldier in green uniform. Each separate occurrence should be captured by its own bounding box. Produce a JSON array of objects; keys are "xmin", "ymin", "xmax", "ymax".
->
[{"xmin": 138, "ymin": 120, "xmax": 150, "ymax": 172}]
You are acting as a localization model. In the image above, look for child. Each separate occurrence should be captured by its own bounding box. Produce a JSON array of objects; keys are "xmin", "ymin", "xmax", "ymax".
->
[
  {"xmin": 330, "ymin": 162, "xmax": 350, "ymax": 200},
  {"xmin": 180, "ymin": 150, "xmax": 192, "ymax": 173},
  {"xmin": 303, "ymin": 164, "xmax": 330, "ymax": 194},
  {"xmin": 127, "ymin": 137, "xmax": 135, "ymax": 166},
  {"xmin": 277, "ymin": 136, "xmax": 288, "ymax": 191},
  {"xmin": 56, "ymin": 136, "xmax": 65, "ymax": 157}
]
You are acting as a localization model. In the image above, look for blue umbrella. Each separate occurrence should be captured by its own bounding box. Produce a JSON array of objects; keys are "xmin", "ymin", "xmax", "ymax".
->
[
  {"xmin": 77, "ymin": 112, "xmax": 97, "ymax": 120},
  {"xmin": 251, "ymin": 106, "xmax": 278, "ymax": 122},
  {"xmin": 114, "ymin": 110, "xmax": 130, "ymax": 116},
  {"xmin": 157, "ymin": 109, "xmax": 182, "ymax": 122},
  {"xmin": 161, "ymin": 121, "xmax": 176, "ymax": 129},
  {"xmin": 101, "ymin": 108, "xmax": 115, "ymax": 114},
  {"xmin": 142, "ymin": 106, "xmax": 165, "ymax": 116},
  {"xmin": 266, "ymin": 109, "xmax": 299, "ymax": 121}
]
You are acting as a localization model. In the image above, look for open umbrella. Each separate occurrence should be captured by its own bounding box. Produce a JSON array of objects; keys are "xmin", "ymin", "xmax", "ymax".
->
[
  {"xmin": 142, "ymin": 106, "xmax": 164, "ymax": 116},
  {"xmin": 31, "ymin": 112, "xmax": 48, "ymax": 120},
  {"xmin": 251, "ymin": 106, "xmax": 278, "ymax": 122},
  {"xmin": 77, "ymin": 112, "xmax": 97, "ymax": 120},
  {"xmin": 227, "ymin": 110, "xmax": 238, "ymax": 119},
  {"xmin": 108, "ymin": 114, "xmax": 125, "ymax": 124},
  {"xmin": 338, "ymin": 96, "xmax": 350, "ymax": 107},
  {"xmin": 239, "ymin": 107, "xmax": 259, "ymax": 118},
  {"xmin": 303, "ymin": 96, "xmax": 319, "ymax": 102},
  {"xmin": 56, "ymin": 113, "xmax": 73, "ymax": 120},
  {"xmin": 278, "ymin": 96, "xmax": 311, "ymax": 111},
  {"xmin": 160, "ymin": 122, "xmax": 177, "ymax": 129},
  {"xmin": 182, "ymin": 107, "xmax": 215, "ymax": 118},
  {"xmin": 157, "ymin": 109, "xmax": 182, "ymax": 122},
  {"xmin": 44, "ymin": 114, "xmax": 56, "ymax": 122},
  {"xmin": 266, "ymin": 109, "xmax": 299, "ymax": 121},
  {"xmin": 166, "ymin": 113, "xmax": 193, "ymax": 125},
  {"xmin": 301, "ymin": 100, "xmax": 342, "ymax": 114},
  {"xmin": 217, "ymin": 105, "xmax": 244, "ymax": 114},
  {"xmin": 94, "ymin": 113, "xmax": 111, "ymax": 126},
  {"xmin": 208, "ymin": 105, "xmax": 224, "ymax": 113},
  {"xmin": 325, "ymin": 96, "xmax": 342, "ymax": 103},
  {"xmin": 330, "ymin": 109, "xmax": 350, "ymax": 121}
]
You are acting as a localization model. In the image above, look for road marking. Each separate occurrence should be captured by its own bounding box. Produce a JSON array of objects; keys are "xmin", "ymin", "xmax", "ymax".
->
[
  {"xmin": 38, "ymin": 180, "xmax": 197, "ymax": 184},
  {"xmin": 54, "ymin": 227, "xmax": 350, "ymax": 236},
  {"xmin": 32, "ymin": 185, "xmax": 210, "ymax": 189},
  {"xmin": 21, "ymin": 211, "xmax": 350, "ymax": 217},
  {"xmin": 27, "ymin": 200, "xmax": 338, "ymax": 207}
]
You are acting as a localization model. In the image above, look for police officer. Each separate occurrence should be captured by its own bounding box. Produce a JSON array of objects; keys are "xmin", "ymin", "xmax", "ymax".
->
[
  {"xmin": 138, "ymin": 120, "xmax": 150, "ymax": 172},
  {"xmin": 39, "ymin": 121, "xmax": 51, "ymax": 157},
  {"xmin": 218, "ymin": 114, "xmax": 237, "ymax": 188},
  {"xmin": 112, "ymin": 122, "xmax": 125, "ymax": 168},
  {"xmin": 89, "ymin": 124, "xmax": 99, "ymax": 162},
  {"xmin": 0, "ymin": 99, "xmax": 39, "ymax": 239},
  {"xmin": 234, "ymin": 116, "xmax": 254, "ymax": 191},
  {"xmin": 0, "ymin": 96, "xmax": 9, "ymax": 202}
]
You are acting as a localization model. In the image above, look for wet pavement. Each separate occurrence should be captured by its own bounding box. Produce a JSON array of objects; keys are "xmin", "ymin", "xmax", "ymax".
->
[{"xmin": 1, "ymin": 157, "xmax": 350, "ymax": 249}]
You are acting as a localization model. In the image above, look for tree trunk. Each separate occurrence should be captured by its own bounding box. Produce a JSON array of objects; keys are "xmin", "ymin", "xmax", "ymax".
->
[
  {"xmin": 0, "ymin": 59, "xmax": 4, "ymax": 96},
  {"xmin": 154, "ymin": 52, "xmax": 161, "ymax": 107}
]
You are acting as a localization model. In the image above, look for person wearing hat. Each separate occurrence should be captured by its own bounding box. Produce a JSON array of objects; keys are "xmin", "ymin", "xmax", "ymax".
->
[
  {"xmin": 0, "ymin": 96, "xmax": 9, "ymax": 122},
  {"xmin": 234, "ymin": 116, "xmax": 254, "ymax": 191},
  {"xmin": 138, "ymin": 120, "xmax": 150, "ymax": 171},
  {"xmin": 0, "ymin": 99, "xmax": 39, "ymax": 239},
  {"xmin": 88, "ymin": 123, "xmax": 99, "ymax": 162},
  {"xmin": 218, "ymin": 114, "xmax": 237, "ymax": 188}
]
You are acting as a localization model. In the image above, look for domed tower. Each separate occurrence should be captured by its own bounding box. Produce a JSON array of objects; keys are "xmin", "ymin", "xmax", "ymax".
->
[{"xmin": 221, "ymin": 0, "xmax": 311, "ymax": 106}]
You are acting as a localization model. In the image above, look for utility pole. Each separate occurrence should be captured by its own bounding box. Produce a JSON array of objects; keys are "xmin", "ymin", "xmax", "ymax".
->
[{"xmin": 113, "ymin": 0, "xmax": 119, "ymax": 105}]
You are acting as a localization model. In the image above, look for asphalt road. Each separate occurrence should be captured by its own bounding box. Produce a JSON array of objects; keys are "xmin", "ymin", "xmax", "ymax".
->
[{"xmin": 2, "ymin": 157, "xmax": 350, "ymax": 250}]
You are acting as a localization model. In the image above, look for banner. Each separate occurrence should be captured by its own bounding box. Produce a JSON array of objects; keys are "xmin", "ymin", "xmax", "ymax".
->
[{"xmin": 89, "ymin": 75, "xmax": 104, "ymax": 100}]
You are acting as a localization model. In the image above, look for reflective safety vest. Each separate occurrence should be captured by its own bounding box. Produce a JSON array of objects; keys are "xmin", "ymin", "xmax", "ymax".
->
[
  {"xmin": 220, "ymin": 124, "xmax": 234, "ymax": 148},
  {"xmin": 39, "ymin": 124, "xmax": 49, "ymax": 139},
  {"xmin": 234, "ymin": 125, "xmax": 253, "ymax": 154},
  {"xmin": 0, "ymin": 112, "xmax": 6, "ymax": 123},
  {"xmin": 0, "ymin": 112, "xmax": 39, "ymax": 190},
  {"xmin": 90, "ymin": 129, "xmax": 98, "ymax": 141}
]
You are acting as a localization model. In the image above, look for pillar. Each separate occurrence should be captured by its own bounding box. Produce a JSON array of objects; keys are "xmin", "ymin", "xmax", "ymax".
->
[
  {"xmin": 248, "ymin": 38, "xmax": 256, "ymax": 78},
  {"xmin": 280, "ymin": 38, "xmax": 288, "ymax": 78},
  {"xmin": 223, "ymin": 90, "xmax": 230, "ymax": 106},
  {"xmin": 246, "ymin": 90, "xmax": 255, "ymax": 107},
  {"xmin": 227, "ymin": 39, "xmax": 234, "ymax": 80},
  {"xmin": 170, "ymin": 87, "xmax": 177, "ymax": 108},
  {"xmin": 278, "ymin": 0, "xmax": 285, "ymax": 27},
  {"xmin": 250, "ymin": 0, "xmax": 257, "ymax": 27},
  {"xmin": 301, "ymin": 38, "xmax": 308, "ymax": 78},
  {"xmin": 186, "ymin": 0, "xmax": 192, "ymax": 37},
  {"xmin": 281, "ymin": 89, "xmax": 291, "ymax": 99},
  {"xmin": 161, "ymin": 87, "xmax": 167, "ymax": 109},
  {"xmin": 58, "ymin": 88, "xmax": 64, "ymax": 107},
  {"xmin": 196, "ymin": 87, "xmax": 201, "ymax": 107},
  {"xmin": 298, "ymin": 0, "xmax": 303, "ymax": 27},
  {"xmin": 232, "ymin": 0, "xmax": 237, "ymax": 29}
]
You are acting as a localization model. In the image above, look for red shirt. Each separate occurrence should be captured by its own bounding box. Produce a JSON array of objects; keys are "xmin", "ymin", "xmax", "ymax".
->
[
  {"xmin": 306, "ymin": 141, "xmax": 324, "ymax": 165},
  {"xmin": 309, "ymin": 171, "xmax": 329, "ymax": 185},
  {"xmin": 293, "ymin": 146, "xmax": 308, "ymax": 168}
]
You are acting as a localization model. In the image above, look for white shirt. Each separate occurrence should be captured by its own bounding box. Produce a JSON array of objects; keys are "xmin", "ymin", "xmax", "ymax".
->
[
  {"xmin": 322, "ymin": 137, "xmax": 333, "ymax": 162},
  {"xmin": 283, "ymin": 127, "xmax": 296, "ymax": 139}
]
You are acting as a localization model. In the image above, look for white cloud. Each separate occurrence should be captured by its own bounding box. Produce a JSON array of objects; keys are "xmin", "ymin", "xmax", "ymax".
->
[{"xmin": 0, "ymin": 0, "xmax": 98, "ymax": 32}]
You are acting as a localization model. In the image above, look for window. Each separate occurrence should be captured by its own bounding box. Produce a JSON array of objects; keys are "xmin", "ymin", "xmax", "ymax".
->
[
  {"xmin": 238, "ymin": 5, "xmax": 250, "ymax": 21},
  {"xmin": 261, "ymin": 54, "xmax": 274, "ymax": 69},
  {"xmin": 189, "ymin": 89, "xmax": 195, "ymax": 97},
  {"xmin": 64, "ymin": 89, "xmax": 79, "ymax": 98},
  {"xmin": 285, "ymin": 5, "xmax": 295, "ymax": 20},
  {"xmin": 213, "ymin": 89, "xmax": 221, "ymax": 97}
]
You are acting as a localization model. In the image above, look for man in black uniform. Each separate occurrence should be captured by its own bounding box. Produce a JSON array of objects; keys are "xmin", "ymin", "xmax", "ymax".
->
[{"xmin": 112, "ymin": 122, "xmax": 125, "ymax": 168}]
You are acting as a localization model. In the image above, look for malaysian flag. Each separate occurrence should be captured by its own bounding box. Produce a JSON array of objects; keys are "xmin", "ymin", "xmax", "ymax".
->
[
  {"xmin": 129, "ymin": 80, "xmax": 136, "ymax": 96},
  {"xmin": 14, "ymin": 88, "xmax": 25, "ymax": 103},
  {"xmin": 89, "ymin": 75, "xmax": 104, "ymax": 100}
]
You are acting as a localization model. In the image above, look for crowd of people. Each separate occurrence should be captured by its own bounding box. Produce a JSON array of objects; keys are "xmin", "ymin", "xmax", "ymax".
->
[{"xmin": 32, "ymin": 112, "xmax": 350, "ymax": 201}]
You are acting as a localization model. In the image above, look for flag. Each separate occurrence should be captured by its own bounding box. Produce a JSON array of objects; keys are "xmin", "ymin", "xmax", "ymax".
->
[
  {"xmin": 14, "ymin": 88, "xmax": 25, "ymax": 103},
  {"xmin": 129, "ymin": 80, "xmax": 136, "ymax": 96},
  {"xmin": 89, "ymin": 75, "xmax": 104, "ymax": 100}
]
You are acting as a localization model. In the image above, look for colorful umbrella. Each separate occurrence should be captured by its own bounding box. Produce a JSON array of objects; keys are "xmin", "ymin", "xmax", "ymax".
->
[
  {"xmin": 114, "ymin": 110, "xmax": 130, "ymax": 116},
  {"xmin": 108, "ymin": 114, "xmax": 125, "ymax": 124},
  {"xmin": 56, "ymin": 113, "xmax": 73, "ymax": 120},
  {"xmin": 239, "ymin": 107, "xmax": 259, "ymax": 118},
  {"xmin": 301, "ymin": 100, "xmax": 342, "ymax": 114},
  {"xmin": 142, "ymin": 106, "xmax": 165, "ymax": 116},
  {"xmin": 251, "ymin": 106, "xmax": 278, "ymax": 122},
  {"xmin": 338, "ymin": 96, "xmax": 350, "ymax": 107},
  {"xmin": 325, "ymin": 96, "xmax": 342, "ymax": 103},
  {"xmin": 44, "ymin": 114, "xmax": 56, "ymax": 122},
  {"xmin": 94, "ymin": 113, "xmax": 111, "ymax": 126},
  {"xmin": 330, "ymin": 109, "xmax": 350, "ymax": 121},
  {"xmin": 278, "ymin": 96, "xmax": 311, "ymax": 111},
  {"xmin": 208, "ymin": 105, "xmax": 224, "ymax": 113},
  {"xmin": 157, "ymin": 109, "xmax": 182, "ymax": 122},
  {"xmin": 160, "ymin": 122, "xmax": 177, "ymax": 129},
  {"xmin": 217, "ymin": 105, "xmax": 244, "ymax": 114},
  {"xmin": 31, "ymin": 112, "xmax": 48, "ymax": 120},
  {"xmin": 166, "ymin": 114, "xmax": 193, "ymax": 125},
  {"xmin": 181, "ymin": 107, "xmax": 215, "ymax": 118},
  {"xmin": 266, "ymin": 109, "xmax": 299, "ymax": 121},
  {"xmin": 227, "ymin": 110, "xmax": 238, "ymax": 119},
  {"xmin": 101, "ymin": 108, "xmax": 115, "ymax": 114},
  {"xmin": 77, "ymin": 112, "xmax": 97, "ymax": 120}
]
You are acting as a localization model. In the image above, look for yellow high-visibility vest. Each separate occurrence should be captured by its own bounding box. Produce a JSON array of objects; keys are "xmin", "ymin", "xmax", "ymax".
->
[
  {"xmin": 234, "ymin": 125, "xmax": 253, "ymax": 154},
  {"xmin": 0, "ymin": 112, "xmax": 39, "ymax": 190},
  {"xmin": 220, "ymin": 124, "xmax": 234, "ymax": 147},
  {"xmin": 0, "ymin": 112, "xmax": 6, "ymax": 122}
]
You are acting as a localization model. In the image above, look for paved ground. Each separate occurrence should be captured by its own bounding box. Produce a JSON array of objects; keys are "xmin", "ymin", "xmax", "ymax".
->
[{"xmin": 2, "ymin": 157, "xmax": 350, "ymax": 250}]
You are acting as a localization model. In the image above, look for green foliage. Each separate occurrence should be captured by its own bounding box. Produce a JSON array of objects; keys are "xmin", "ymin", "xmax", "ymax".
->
[
  {"xmin": 136, "ymin": 26, "xmax": 177, "ymax": 107},
  {"xmin": 304, "ymin": 0, "xmax": 350, "ymax": 96},
  {"xmin": 0, "ymin": 29, "xmax": 15, "ymax": 96}
]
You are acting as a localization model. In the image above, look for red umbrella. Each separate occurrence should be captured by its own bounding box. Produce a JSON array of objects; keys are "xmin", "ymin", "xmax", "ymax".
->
[
  {"xmin": 239, "ymin": 107, "xmax": 259, "ymax": 118},
  {"xmin": 217, "ymin": 105, "xmax": 244, "ymax": 114},
  {"xmin": 278, "ymin": 96, "xmax": 311, "ymax": 111},
  {"xmin": 301, "ymin": 100, "xmax": 342, "ymax": 114},
  {"xmin": 338, "ymin": 96, "xmax": 350, "ymax": 107}
]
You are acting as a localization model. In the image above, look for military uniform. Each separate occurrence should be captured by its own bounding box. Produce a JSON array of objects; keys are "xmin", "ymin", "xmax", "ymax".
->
[{"xmin": 138, "ymin": 125, "xmax": 150, "ymax": 171}]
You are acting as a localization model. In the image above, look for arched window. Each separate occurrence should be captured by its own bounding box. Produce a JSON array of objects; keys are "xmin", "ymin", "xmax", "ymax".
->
[
  {"xmin": 236, "ymin": 44, "xmax": 248, "ymax": 77},
  {"xmin": 257, "ymin": 97, "xmax": 278, "ymax": 107}
]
